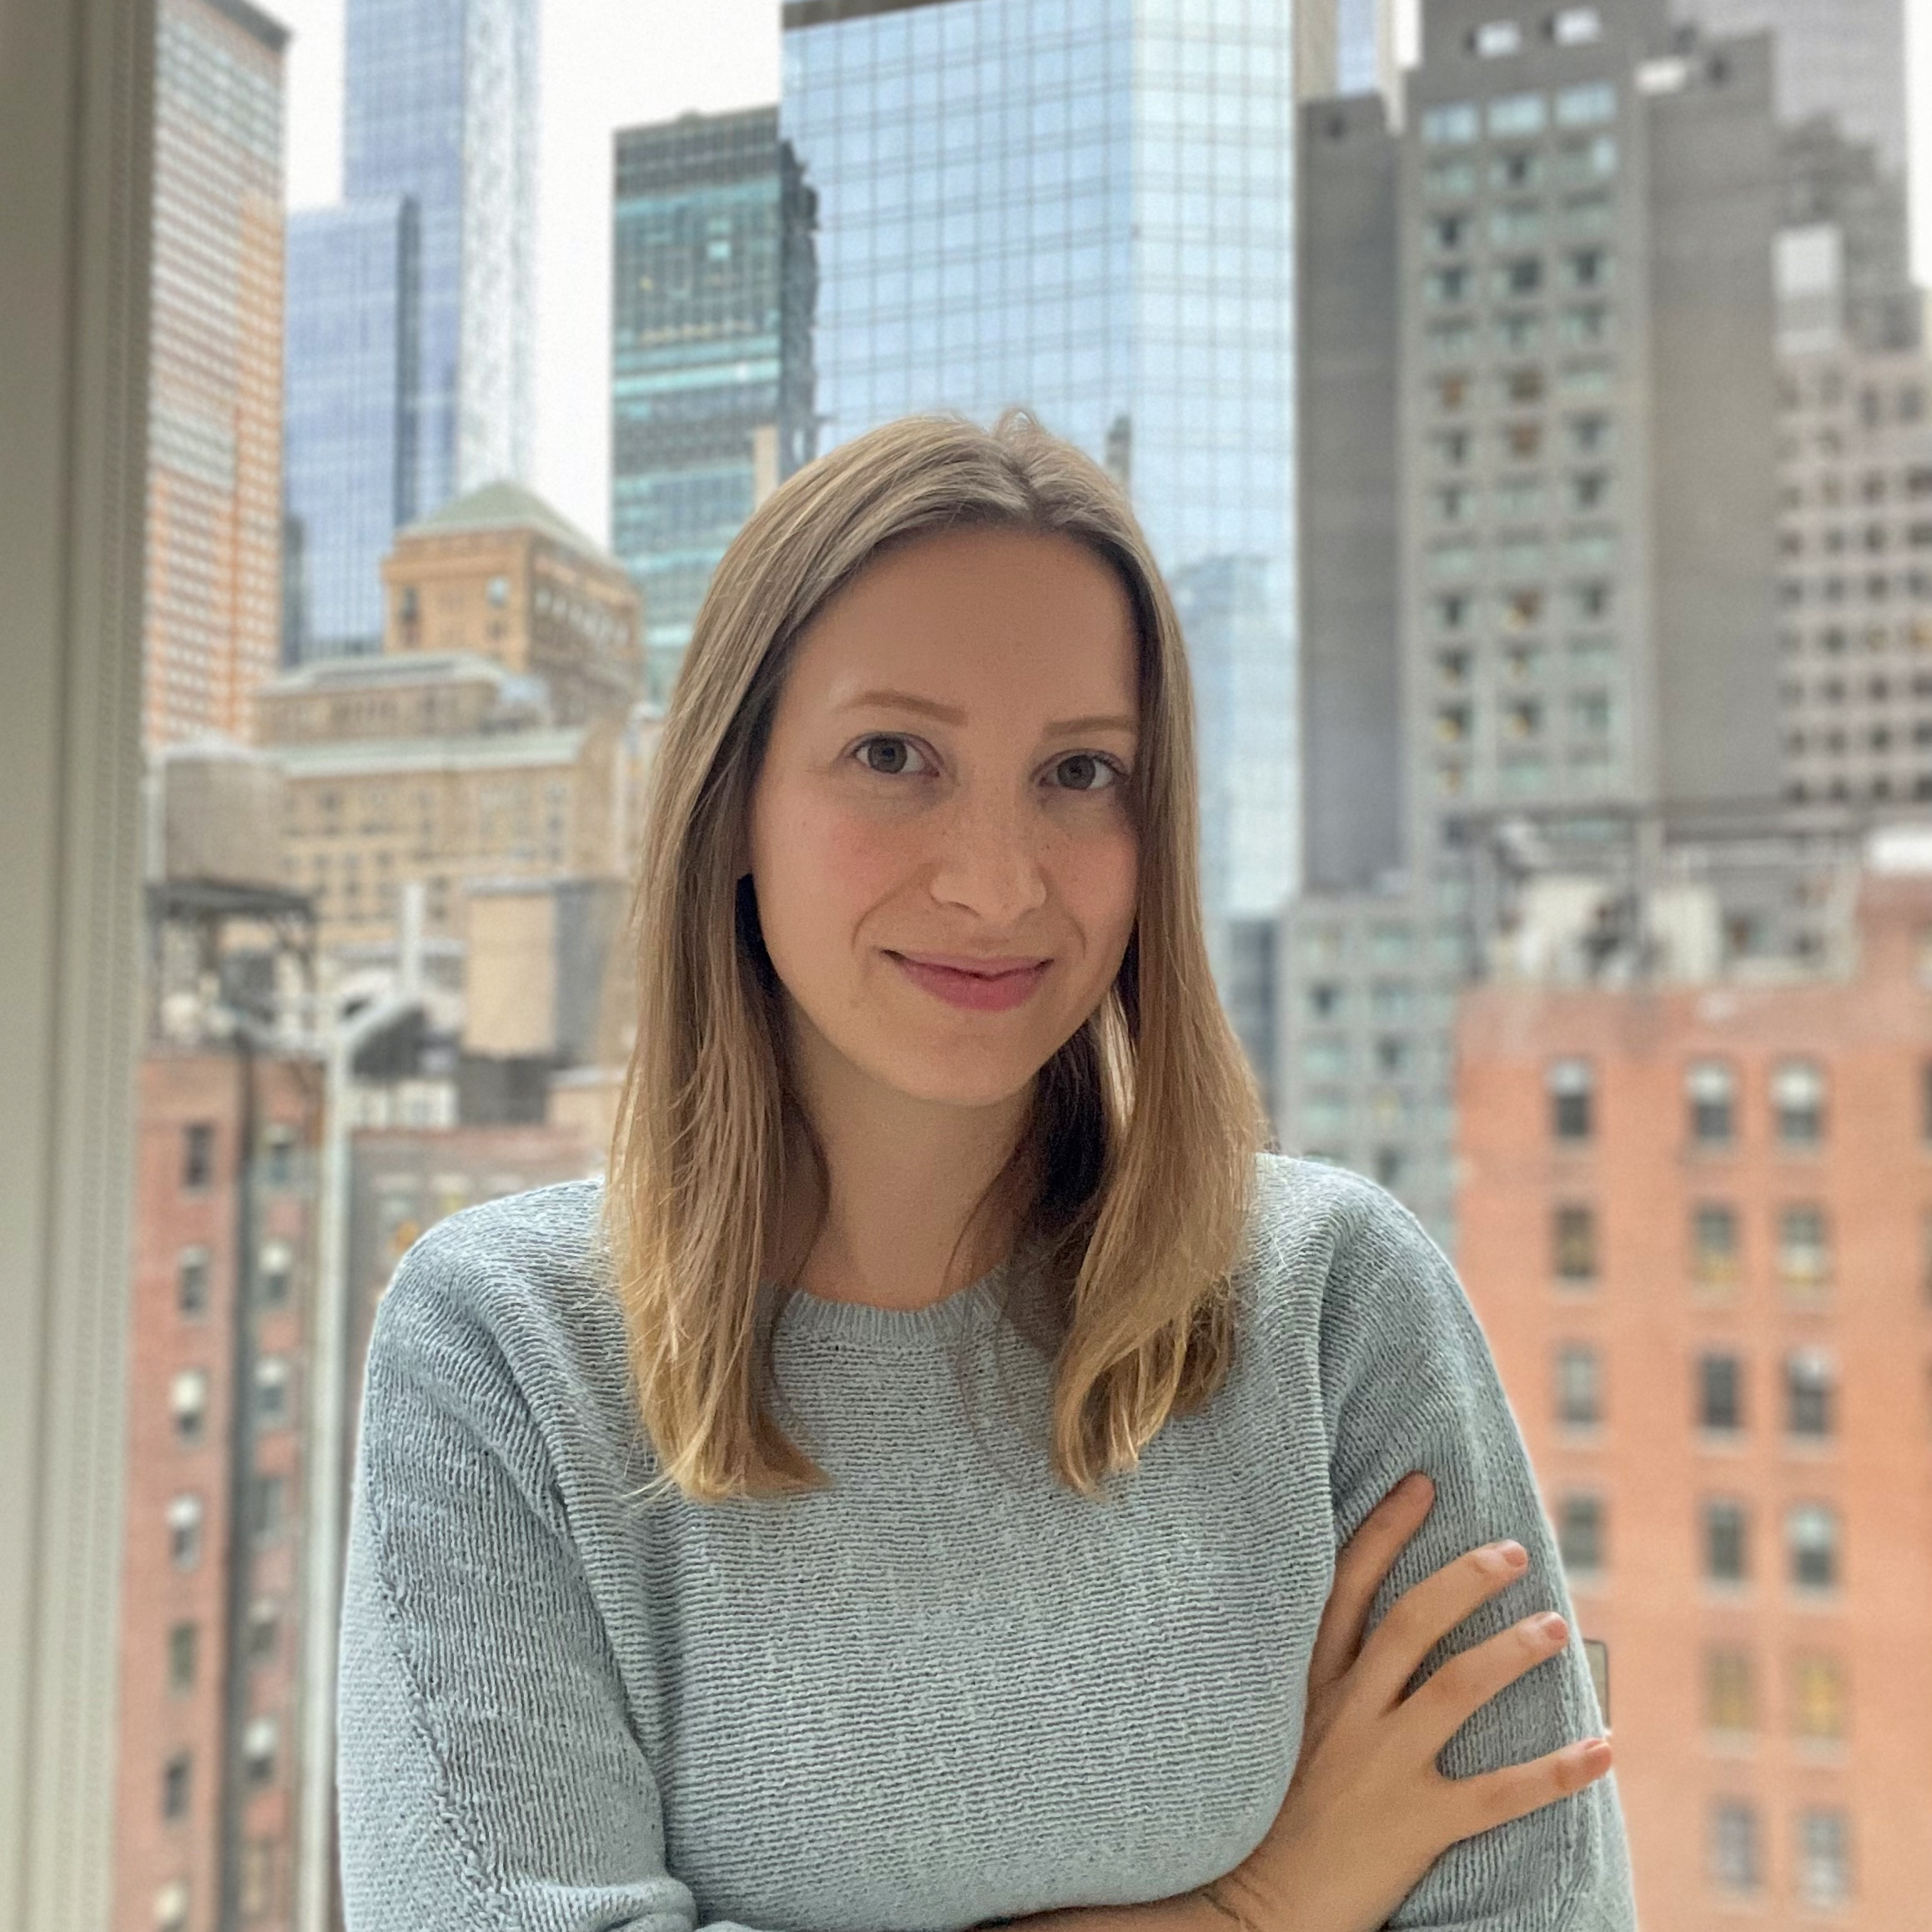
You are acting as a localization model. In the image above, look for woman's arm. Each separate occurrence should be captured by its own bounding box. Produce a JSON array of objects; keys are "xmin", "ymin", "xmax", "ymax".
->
[{"xmin": 1297, "ymin": 1171, "xmax": 1635, "ymax": 1930}]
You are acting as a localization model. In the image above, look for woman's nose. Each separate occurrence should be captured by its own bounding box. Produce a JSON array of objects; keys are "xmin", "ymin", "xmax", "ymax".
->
[{"xmin": 927, "ymin": 789, "xmax": 1049, "ymax": 922}]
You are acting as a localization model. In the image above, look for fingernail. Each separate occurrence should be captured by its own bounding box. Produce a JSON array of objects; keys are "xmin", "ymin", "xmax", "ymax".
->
[
  {"xmin": 1577, "ymin": 1738, "xmax": 1612, "ymax": 1764},
  {"xmin": 1492, "ymin": 1539, "xmax": 1527, "ymax": 1570},
  {"xmin": 1537, "ymin": 1612, "xmax": 1568, "ymax": 1643}
]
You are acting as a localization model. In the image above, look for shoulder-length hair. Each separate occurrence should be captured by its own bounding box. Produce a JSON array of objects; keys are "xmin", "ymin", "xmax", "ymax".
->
[{"xmin": 601, "ymin": 407, "xmax": 1268, "ymax": 1502}]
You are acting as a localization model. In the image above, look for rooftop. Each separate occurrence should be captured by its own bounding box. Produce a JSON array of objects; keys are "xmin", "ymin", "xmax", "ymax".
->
[{"xmin": 398, "ymin": 480, "xmax": 613, "ymax": 563}]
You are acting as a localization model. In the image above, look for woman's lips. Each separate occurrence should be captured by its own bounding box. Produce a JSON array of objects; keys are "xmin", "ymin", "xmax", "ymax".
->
[{"xmin": 888, "ymin": 951, "xmax": 1052, "ymax": 1012}]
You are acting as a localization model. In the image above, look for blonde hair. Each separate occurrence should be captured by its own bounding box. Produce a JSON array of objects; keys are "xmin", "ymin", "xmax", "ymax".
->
[{"xmin": 601, "ymin": 408, "xmax": 1268, "ymax": 1502}]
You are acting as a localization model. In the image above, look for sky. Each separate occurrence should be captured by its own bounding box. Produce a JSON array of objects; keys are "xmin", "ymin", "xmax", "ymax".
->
[{"xmin": 275, "ymin": 0, "xmax": 1932, "ymax": 551}]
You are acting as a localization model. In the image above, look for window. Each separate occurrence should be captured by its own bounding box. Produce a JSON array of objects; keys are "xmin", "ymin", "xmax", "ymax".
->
[
  {"xmin": 1555, "ymin": 1344, "xmax": 1601, "ymax": 1426},
  {"xmin": 1700, "ymin": 1197, "xmax": 1746, "ymax": 1291},
  {"xmin": 1472, "ymin": 19, "xmax": 1524, "ymax": 57},
  {"xmin": 1422, "ymin": 102, "xmax": 1480, "ymax": 146},
  {"xmin": 247, "ymin": 1595, "xmax": 282, "ymax": 1664},
  {"xmin": 1698, "ymin": 1352, "xmax": 1743, "ymax": 1432},
  {"xmin": 485, "ymin": 573, "xmax": 510, "ymax": 607},
  {"xmin": 1704, "ymin": 1498, "xmax": 1749, "ymax": 1583},
  {"xmin": 254, "ymin": 1355, "xmax": 290, "ymax": 1429},
  {"xmin": 169, "ymin": 1367, "xmax": 209, "ymax": 1448},
  {"xmin": 161, "ymin": 1750, "xmax": 192, "ymax": 1823},
  {"xmin": 241, "ymin": 1837, "xmax": 279, "ymax": 1919},
  {"xmin": 243, "ymin": 1713, "xmax": 279, "ymax": 1788},
  {"xmin": 167, "ymin": 1620, "xmax": 199, "ymax": 1693},
  {"xmin": 261, "ymin": 1122, "xmax": 295, "ymax": 1188},
  {"xmin": 153, "ymin": 1881, "xmax": 189, "ymax": 1932},
  {"xmin": 1777, "ymin": 1204, "xmax": 1832, "ymax": 1299},
  {"xmin": 1492, "ymin": 148, "xmax": 1542, "ymax": 192},
  {"xmin": 167, "ymin": 1493, "xmax": 204, "ymax": 1570},
  {"xmin": 1557, "ymin": 1493, "xmax": 1604, "ymax": 1576},
  {"xmin": 1426, "ymin": 157, "xmax": 1477, "ymax": 199},
  {"xmin": 258, "ymin": 1236, "xmax": 293, "ymax": 1308},
  {"xmin": 1305, "ymin": 982, "xmax": 1343, "ymax": 1020},
  {"xmin": 1771, "ymin": 1059, "xmax": 1825, "ymax": 1147},
  {"xmin": 1792, "ymin": 1653, "xmax": 1847, "ymax": 1741},
  {"xmin": 1784, "ymin": 1352, "xmax": 1834, "ymax": 1438},
  {"xmin": 1685, "ymin": 1059, "xmax": 1736, "ymax": 1145},
  {"xmin": 1547, "ymin": 135, "xmax": 1603, "ymax": 190},
  {"xmin": 252, "ymin": 1472, "xmax": 287, "ymax": 1544},
  {"xmin": 176, "ymin": 1245, "xmax": 210, "ymax": 1318},
  {"xmin": 1709, "ymin": 1799, "xmax": 1761, "ymax": 1891},
  {"xmin": 1704, "ymin": 1647, "xmax": 1754, "ymax": 1732},
  {"xmin": 1556, "ymin": 81, "xmax": 1615, "ymax": 126},
  {"xmin": 1548, "ymin": 1057, "xmax": 1593, "ymax": 1140},
  {"xmin": 1553, "ymin": 1203, "xmax": 1597, "ymax": 1284},
  {"xmin": 1787, "ymin": 1502, "xmax": 1839, "ymax": 1591},
  {"xmin": 1552, "ymin": 6, "xmax": 1602, "ymax": 43},
  {"xmin": 1368, "ymin": 924, "xmax": 1412, "ymax": 966},
  {"xmin": 1799, "ymin": 1810, "xmax": 1852, "ymax": 1906},
  {"xmin": 182, "ymin": 1121, "xmax": 214, "ymax": 1190},
  {"xmin": 1496, "ymin": 257, "xmax": 1542, "ymax": 299},
  {"xmin": 1302, "ymin": 1036, "xmax": 1350, "ymax": 1079},
  {"xmin": 1487, "ymin": 92, "xmax": 1543, "ymax": 137}
]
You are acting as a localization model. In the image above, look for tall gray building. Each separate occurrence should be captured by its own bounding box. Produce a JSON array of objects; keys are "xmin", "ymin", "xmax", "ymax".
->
[
  {"xmin": 1672, "ymin": 0, "xmax": 1908, "ymax": 177},
  {"xmin": 781, "ymin": 0, "xmax": 1351, "ymax": 1096},
  {"xmin": 611, "ymin": 108, "xmax": 818, "ymax": 703},
  {"xmin": 1288, "ymin": 0, "xmax": 1784, "ymax": 1245}
]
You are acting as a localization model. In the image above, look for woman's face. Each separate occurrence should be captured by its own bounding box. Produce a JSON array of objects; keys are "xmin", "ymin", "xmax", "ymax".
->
[{"xmin": 747, "ymin": 524, "xmax": 1141, "ymax": 1113}]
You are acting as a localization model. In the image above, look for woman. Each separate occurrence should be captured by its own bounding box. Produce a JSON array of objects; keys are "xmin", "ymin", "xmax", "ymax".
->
[{"xmin": 337, "ymin": 410, "xmax": 1633, "ymax": 1931}]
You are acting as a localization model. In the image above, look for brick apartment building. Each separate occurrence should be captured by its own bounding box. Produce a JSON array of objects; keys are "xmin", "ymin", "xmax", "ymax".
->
[
  {"xmin": 115, "ymin": 1043, "xmax": 322, "ymax": 1932},
  {"xmin": 1455, "ymin": 849, "xmax": 1932, "ymax": 1925}
]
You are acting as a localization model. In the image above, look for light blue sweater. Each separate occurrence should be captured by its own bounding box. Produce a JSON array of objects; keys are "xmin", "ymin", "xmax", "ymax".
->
[{"xmin": 336, "ymin": 1152, "xmax": 1635, "ymax": 1931}]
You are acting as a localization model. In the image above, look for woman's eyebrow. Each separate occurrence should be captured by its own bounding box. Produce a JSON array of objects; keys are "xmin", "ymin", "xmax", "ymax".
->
[{"xmin": 838, "ymin": 687, "xmax": 1135, "ymax": 735}]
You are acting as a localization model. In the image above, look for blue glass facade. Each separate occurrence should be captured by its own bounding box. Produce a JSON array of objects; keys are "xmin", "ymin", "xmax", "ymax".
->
[
  {"xmin": 343, "ymin": 0, "xmax": 537, "ymax": 516},
  {"xmin": 284, "ymin": 199, "xmax": 418, "ymax": 663},
  {"xmin": 1335, "ymin": 0, "xmax": 1388, "ymax": 97},
  {"xmin": 781, "ymin": 0, "xmax": 1301, "ymax": 930},
  {"xmin": 611, "ymin": 108, "xmax": 818, "ymax": 702}
]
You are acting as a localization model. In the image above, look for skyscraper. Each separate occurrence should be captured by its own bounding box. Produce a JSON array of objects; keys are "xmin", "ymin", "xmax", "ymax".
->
[
  {"xmin": 282, "ymin": 199, "xmax": 419, "ymax": 663},
  {"xmin": 341, "ymin": 0, "xmax": 539, "ymax": 519},
  {"xmin": 780, "ymin": 0, "xmax": 1320, "ymax": 1075},
  {"xmin": 611, "ymin": 107, "xmax": 818, "ymax": 702},
  {"xmin": 1288, "ymin": 0, "xmax": 1784, "ymax": 1241},
  {"xmin": 143, "ymin": 0, "xmax": 288, "ymax": 752},
  {"xmin": 1672, "ymin": 0, "xmax": 1908, "ymax": 177}
]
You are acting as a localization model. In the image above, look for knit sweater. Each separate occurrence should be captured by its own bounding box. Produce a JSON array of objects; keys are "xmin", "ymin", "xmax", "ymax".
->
[{"xmin": 335, "ymin": 1151, "xmax": 1635, "ymax": 1932}]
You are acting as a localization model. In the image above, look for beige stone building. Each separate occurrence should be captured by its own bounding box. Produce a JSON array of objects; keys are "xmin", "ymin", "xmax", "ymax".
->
[
  {"xmin": 375, "ymin": 480, "xmax": 642, "ymax": 727},
  {"xmin": 254, "ymin": 480, "xmax": 660, "ymax": 958}
]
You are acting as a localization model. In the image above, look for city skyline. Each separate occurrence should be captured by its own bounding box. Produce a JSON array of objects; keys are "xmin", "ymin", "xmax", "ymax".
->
[{"xmin": 269, "ymin": 0, "xmax": 1932, "ymax": 552}]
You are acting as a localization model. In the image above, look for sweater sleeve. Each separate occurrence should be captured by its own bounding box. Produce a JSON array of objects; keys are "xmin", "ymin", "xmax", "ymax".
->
[
  {"xmin": 1308, "ymin": 1170, "xmax": 1638, "ymax": 1932},
  {"xmin": 335, "ymin": 1235, "xmax": 770, "ymax": 1932}
]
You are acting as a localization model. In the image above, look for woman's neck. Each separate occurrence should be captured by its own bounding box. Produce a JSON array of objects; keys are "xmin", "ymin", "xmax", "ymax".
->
[{"xmin": 777, "ymin": 1017, "xmax": 1035, "ymax": 1314}]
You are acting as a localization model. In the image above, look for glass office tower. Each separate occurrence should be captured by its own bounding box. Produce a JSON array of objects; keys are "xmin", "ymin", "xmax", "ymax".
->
[
  {"xmin": 283, "ymin": 199, "xmax": 419, "ymax": 662},
  {"xmin": 781, "ymin": 0, "xmax": 1302, "ymax": 956},
  {"xmin": 611, "ymin": 108, "xmax": 818, "ymax": 702},
  {"xmin": 343, "ymin": 0, "xmax": 538, "ymax": 517}
]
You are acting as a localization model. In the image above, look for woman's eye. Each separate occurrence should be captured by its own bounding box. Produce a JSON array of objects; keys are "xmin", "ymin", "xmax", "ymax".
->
[
  {"xmin": 1052, "ymin": 752, "xmax": 1121, "ymax": 792},
  {"xmin": 855, "ymin": 735, "xmax": 928, "ymax": 776}
]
